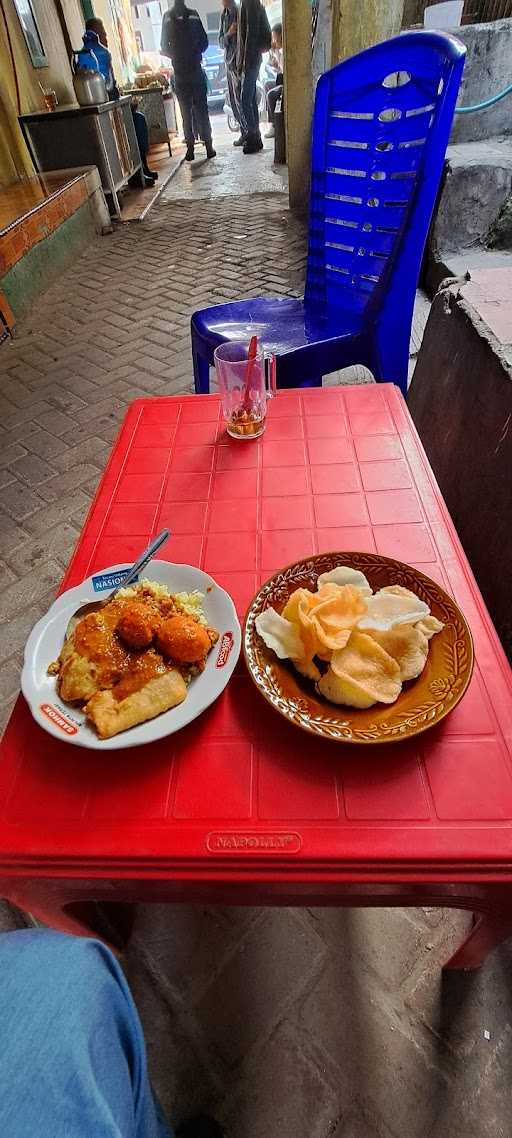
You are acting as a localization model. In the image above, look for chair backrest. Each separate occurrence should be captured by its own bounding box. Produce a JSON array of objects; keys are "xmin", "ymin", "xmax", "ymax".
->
[{"xmin": 305, "ymin": 31, "xmax": 465, "ymax": 324}]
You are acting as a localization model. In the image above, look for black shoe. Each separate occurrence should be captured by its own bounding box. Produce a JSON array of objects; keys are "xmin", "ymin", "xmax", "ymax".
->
[
  {"xmin": 144, "ymin": 167, "xmax": 158, "ymax": 180},
  {"xmin": 143, "ymin": 174, "xmax": 157, "ymax": 187},
  {"xmin": 185, "ymin": 145, "xmax": 195, "ymax": 161},
  {"xmin": 205, "ymin": 146, "xmax": 216, "ymax": 159},
  {"xmin": 233, "ymin": 135, "xmax": 246, "ymax": 147},
  {"xmin": 243, "ymin": 134, "xmax": 263, "ymax": 154},
  {"xmin": 175, "ymin": 1116, "xmax": 224, "ymax": 1138}
]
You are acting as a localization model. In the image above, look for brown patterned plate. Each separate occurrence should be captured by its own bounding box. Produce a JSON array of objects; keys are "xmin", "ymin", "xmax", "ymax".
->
[{"xmin": 243, "ymin": 553, "xmax": 474, "ymax": 745}]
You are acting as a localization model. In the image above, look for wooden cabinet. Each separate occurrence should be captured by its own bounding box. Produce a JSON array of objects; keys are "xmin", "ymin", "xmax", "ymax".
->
[{"xmin": 19, "ymin": 98, "xmax": 143, "ymax": 218}]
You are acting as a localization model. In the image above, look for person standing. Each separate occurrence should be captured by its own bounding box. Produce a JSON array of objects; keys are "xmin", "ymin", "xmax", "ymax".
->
[
  {"xmin": 264, "ymin": 22, "xmax": 284, "ymax": 140},
  {"xmin": 236, "ymin": 0, "xmax": 271, "ymax": 154},
  {"xmin": 219, "ymin": 0, "xmax": 243, "ymax": 145},
  {"xmin": 161, "ymin": 0, "xmax": 216, "ymax": 162}
]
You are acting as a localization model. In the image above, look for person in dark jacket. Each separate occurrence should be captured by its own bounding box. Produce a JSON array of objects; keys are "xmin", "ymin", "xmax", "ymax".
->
[
  {"xmin": 219, "ymin": 0, "xmax": 243, "ymax": 144},
  {"xmin": 161, "ymin": 0, "xmax": 216, "ymax": 161},
  {"xmin": 236, "ymin": 0, "xmax": 271, "ymax": 154}
]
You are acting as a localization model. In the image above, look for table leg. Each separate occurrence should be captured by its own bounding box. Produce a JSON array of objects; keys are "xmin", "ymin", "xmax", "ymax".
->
[
  {"xmin": 6, "ymin": 887, "xmax": 99, "ymax": 938},
  {"xmin": 4, "ymin": 876, "xmax": 512, "ymax": 971},
  {"xmin": 110, "ymin": 188, "xmax": 122, "ymax": 219},
  {"xmin": 442, "ymin": 910, "xmax": 512, "ymax": 971},
  {"xmin": 3, "ymin": 885, "xmax": 131, "ymax": 951}
]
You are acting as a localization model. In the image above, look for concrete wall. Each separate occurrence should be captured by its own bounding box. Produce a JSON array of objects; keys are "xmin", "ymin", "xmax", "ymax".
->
[
  {"xmin": 93, "ymin": 0, "xmax": 139, "ymax": 84},
  {"xmin": 1, "ymin": 0, "xmax": 82, "ymax": 114},
  {"xmin": 132, "ymin": 0, "xmax": 165, "ymax": 53},
  {"xmin": 61, "ymin": 0, "xmax": 85, "ymax": 52},
  {"xmin": 0, "ymin": 0, "xmax": 83, "ymax": 184},
  {"xmin": 408, "ymin": 274, "xmax": 512, "ymax": 662},
  {"xmin": 2, "ymin": 196, "xmax": 101, "ymax": 317},
  {"xmin": 430, "ymin": 143, "xmax": 512, "ymax": 253},
  {"xmin": 0, "ymin": 0, "xmax": 140, "ymax": 185},
  {"xmin": 451, "ymin": 18, "xmax": 512, "ymax": 142}
]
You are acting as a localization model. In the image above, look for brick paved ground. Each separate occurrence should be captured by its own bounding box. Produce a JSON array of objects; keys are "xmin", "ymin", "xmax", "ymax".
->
[{"xmin": 1, "ymin": 119, "xmax": 511, "ymax": 1138}]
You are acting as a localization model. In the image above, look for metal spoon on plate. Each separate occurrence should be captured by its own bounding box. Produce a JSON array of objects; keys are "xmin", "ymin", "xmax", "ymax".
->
[{"xmin": 65, "ymin": 529, "xmax": 170, "ymax": 639}]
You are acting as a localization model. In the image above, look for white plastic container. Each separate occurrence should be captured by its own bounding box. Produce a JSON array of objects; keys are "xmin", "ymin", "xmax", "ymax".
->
[{"xmin": 424, "ymin": 2, "xmax": 464, "ymax": 28}]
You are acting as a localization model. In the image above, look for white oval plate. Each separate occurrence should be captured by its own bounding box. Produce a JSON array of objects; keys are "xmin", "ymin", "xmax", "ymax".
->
[{"xmin": 21, "ymin": 561, "xmax": 241, "ymax": 750}]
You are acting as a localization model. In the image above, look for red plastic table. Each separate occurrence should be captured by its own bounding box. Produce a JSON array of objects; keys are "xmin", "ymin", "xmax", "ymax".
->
[{"xmin": 1, "ymin": 385, "xmax": 512, "ymax": 969}]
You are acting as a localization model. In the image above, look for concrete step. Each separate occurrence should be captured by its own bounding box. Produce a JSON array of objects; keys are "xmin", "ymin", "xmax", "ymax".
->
[
  {"xmin": 447, "ymin": 138, "xmax": 512, "ymax": 170},
  {"xmin": 409, "ymin": 268, "xmax": 512, "ymax": 661},
  {"xmin": 440, "ymin": 247, "xmax": 512, "ymax": 281},
  {"xmin": 427, "ymin": 137, "xmax": 512, "ymax": 292}
]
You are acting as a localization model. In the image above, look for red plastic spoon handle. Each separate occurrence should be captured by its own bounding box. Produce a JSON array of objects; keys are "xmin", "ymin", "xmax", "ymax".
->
[{"xmin": 242, "ymin": 335, "xmax": 258, "ymax": 412}]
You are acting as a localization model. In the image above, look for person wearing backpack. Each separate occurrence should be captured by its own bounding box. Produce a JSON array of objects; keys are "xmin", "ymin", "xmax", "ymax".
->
[{"xmin": 236, "ymin": 0, "xmax": 271, "ymax": 154}]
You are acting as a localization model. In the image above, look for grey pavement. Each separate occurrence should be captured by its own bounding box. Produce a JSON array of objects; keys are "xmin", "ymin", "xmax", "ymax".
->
[
  {"xmin": 1, "ymin": 113, "xmax": 508, "ymax": 1138},
  {"xmin": 162, "ymin": 115, "xmax": 289, "ymax": 202}
]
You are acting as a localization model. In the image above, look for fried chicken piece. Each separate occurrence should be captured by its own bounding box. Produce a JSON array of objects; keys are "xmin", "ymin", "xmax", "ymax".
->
[
  {"xmin": 156, "ymin": 613, "xmax": 211, "ymax": 664},
  {"xmin": 116, "ymin": 602, "xmax": 158, "ymax": 650}
]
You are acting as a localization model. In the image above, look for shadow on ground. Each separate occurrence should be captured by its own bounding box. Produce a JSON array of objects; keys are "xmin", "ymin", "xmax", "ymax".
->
[{"xmin": 120, "ymin": 901, "xmax": 512, "ymax": 1138}]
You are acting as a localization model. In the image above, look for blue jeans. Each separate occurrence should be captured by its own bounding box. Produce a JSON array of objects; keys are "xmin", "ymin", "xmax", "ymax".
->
[
  {"xmin": 227, "ymin": 67, "xmax": 242, "ymax": 129},
  {"xmin": 132, "ymin": 108, "xmax": 150, "ymax": 171},
  {"xmin": 240, "ymin": 65, "xmax": 260, "ymax": 137},
  {"xmin": 0, "ymin": 930, "xmax": 172, "ymax": 1138}
]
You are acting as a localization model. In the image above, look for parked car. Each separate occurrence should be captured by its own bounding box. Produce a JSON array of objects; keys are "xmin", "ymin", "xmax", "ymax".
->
[{"xmin": 203, "ymin": 36, "xmax": 227, "ymax": 109}]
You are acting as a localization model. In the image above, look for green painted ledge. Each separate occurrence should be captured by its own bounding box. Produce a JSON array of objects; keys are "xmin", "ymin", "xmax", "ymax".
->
[{"xmin": 2, "ymin": 199, "xmax": 98, "ymax": 319}]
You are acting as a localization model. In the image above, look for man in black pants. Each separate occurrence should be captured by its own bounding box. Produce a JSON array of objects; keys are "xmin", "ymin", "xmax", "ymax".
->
[
  {"xmin": 161, "ymin": 0, "xmax": 216, "ymax": 162},
  {"xmin": 219, "ymin": 0, "xmax": 243, "ymax": 143},
  {"xmin": 236, "ymin": 0, "xmax": 271, "ymax": 154}
]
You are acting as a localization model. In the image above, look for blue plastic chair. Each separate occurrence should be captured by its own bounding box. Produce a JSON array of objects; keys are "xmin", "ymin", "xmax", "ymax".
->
[{"xmin": 191, "ymin": 31, "xmax": 465, "ymax": 396}]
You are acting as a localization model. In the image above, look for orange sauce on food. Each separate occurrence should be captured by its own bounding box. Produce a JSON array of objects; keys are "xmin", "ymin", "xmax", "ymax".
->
[
  {"xmin": 112, "ymin": 649, "xmax": 168, "ymax": 701},
  {"xmin": 73, "ymin": 601, "xmax": 175, "ymax": 702},
  {"xmin": 74, "ymin": 609, "xmax": 130, "ymax": 688}
]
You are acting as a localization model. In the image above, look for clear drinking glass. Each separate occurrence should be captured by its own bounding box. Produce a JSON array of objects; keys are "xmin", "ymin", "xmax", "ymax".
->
[
  {"xmin": 43, "ymin": 89, "xmax": 58, "ymax": 111},
  {"xmin": 214, "ymin": 341, "xmax": 276, "ymax": 440}
]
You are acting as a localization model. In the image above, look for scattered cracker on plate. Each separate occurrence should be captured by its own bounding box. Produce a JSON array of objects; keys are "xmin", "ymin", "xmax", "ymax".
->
[{"xmin": 255, "ymin": 566, "xmax": 444, "ymax": 711}]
